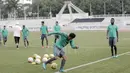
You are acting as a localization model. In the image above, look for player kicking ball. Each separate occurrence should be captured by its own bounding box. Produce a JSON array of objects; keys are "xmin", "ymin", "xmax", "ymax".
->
[{"xmin": 43, "ymin": 32, "xmax": 79, "ymax": 72}]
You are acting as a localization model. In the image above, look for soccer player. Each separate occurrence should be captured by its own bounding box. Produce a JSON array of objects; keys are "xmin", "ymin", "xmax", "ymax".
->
[
  {"xmin": 2, "ymin": 26, "xmax": 8, "ymax": 46},
  {"xmin": 107, "ymin": 18, "xmax": 119, "ymax": 58},
  {"xmin": 22, "ymin": 25, "xmax": 29, "ymax": 48},
  {"xmin": 13, "ymin": 22, "xmax": 22, "ymax": 49},
  {"xmin": 53, "ymin": 21, "xmax": 61, "ymax": 43},
  {"xmin": 43, "ymin": 32, "xmax": 79, "ymax": 72},
  {"xmin": 0, "ymin": 27, "xmax": 2, "ymax": 45},
  {"xmin": 40, "ymin": 21, "xmax": 49, "ymax": 48}
]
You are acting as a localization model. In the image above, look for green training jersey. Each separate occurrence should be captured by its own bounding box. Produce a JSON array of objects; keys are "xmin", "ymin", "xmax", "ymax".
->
[
  {"xmin": 107, "ymin": 24, "xmax": 118, "ymax": 38},
  {"xmin": 54, "ymin": 25, "xmax": 61, "ymax": 32},
  {"xmin": 22, "ymin": 28, "xmax": 29, "ymax": 37},
  {"xmin": 48, "ymin": 32, "xmax": 76, "ymax": 49},
  {"xmin": 2, "ymin": 29, "xmax": 8, "ymax": 37},
  {"xmin": 40, "ymin": 26, "xmax": 48, "ymax": 34}
]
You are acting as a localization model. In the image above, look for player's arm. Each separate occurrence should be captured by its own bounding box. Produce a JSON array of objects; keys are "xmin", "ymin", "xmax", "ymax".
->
[
  {"xmin": 48, "ymin": 32, "xmax": 64, "ymax": 36},
  {"xmin": 106, "ymin": 26, "xmax": 109, "ymax": 39},
  {"xmin": 70, "ymin": 40, "xmax": 78, "ymax": 49},
  {"xmin": 116, "ymin": 26, "xmax": 119, "ymax": 42},
  {"xmin": 46, "ymin": 26, "xmax": 48, "ymax": 33}
]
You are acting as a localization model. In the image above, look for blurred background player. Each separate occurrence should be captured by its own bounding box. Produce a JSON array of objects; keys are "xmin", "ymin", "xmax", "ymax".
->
[
  {"xmin": 53, "ymin": 21, "xmax": 61, "ymax": 43},
  {"xmin": 22, "ymin": 25, "xmax": 29, "ymax": 48},
  {"xmin": 40, "ymin": 21, "xmax": 49, "ymax": 48},
  {"xmin": 107, "ymin": 18, "xmax": 119, "ymax": 58},
  {"xmin": 43, "ymin": 32, "xmax": 79, "ymax": 72},
  {"xmin": 2, "ymin": 26, "xmax": 8, "ymax": 46},
  {"xmin": 13, "ymin": 22, "xmax": 22, "ymax": 49},
  {"xmin": 0, "ymin": 27, "xmax": 2, "ymax": 45}
]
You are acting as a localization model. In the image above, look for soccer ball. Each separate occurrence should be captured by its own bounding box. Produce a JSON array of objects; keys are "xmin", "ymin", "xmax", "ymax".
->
[
  {"xmin": 44, "ymin": 54, "xmax": 49, "ymax": 58},
  {"xmin": 42, "ymin": 57, "xmax": 48, "ymax": 63},
  {"xmin": 36, "ymin": 55, "xmax": 41, "ymax": 59},
  {"xmin": 33, "ymin": 54, "xmax": 38, "ymax": 59},
  {"xmin": 28, "ymin": 57, "xmax": 34, "ymax": 63},
  {"xmin": 49, "ymin": 54, "xmax": 54, "ymax": 58},
  {"xmin": 51, "ymin": 63, "xmax": 58, "ymax": 69},
  {"xmin": 35, "ymin": 59, "xmax": 41, "ymax": 64}
]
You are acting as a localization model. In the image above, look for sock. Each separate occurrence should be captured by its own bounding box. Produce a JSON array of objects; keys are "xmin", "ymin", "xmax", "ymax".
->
[
  {"xmin": 114, "ymin": 45, "xmax": 117, "ymax": 56},
  {"xmin": 42, "ymin": 40, "xmax": 44, "ymax": 46},
  {"xmin": 111, "ymin": 46, "xmax": 114, "ymax": 56},
  {"xmin": 60, "ymin": 59, "xmax": 66, "ymax": 70},
  {"xmin": 16, "ymin": 43, "xmax": 19, "ymax": 48},
  {"xmin": 27, "ymin": 41, "xmax": 29, "ymax": 46},
  {"xmin": 45, "ymin": 57, "xmax": 57, "ymax": 64},
  {"xmin": 54, "ymin": 38, "xmax": 57, "ymax": 43},
  {"xmin": 24, "ymin": 41, "xmax": 26, "ymax": 47}
]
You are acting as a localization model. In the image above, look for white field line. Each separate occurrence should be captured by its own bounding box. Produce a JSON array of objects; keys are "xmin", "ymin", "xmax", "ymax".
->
[{"xmin": 55, "ymin": 51, "xmax": 130, "ymax": 73}]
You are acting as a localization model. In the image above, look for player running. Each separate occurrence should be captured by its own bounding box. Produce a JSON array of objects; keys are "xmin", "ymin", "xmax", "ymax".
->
[
  {"xmin": 43, "ymin": 32, "xmax": 79, "ymax": 72},
  {"xmin": 13, "ymin": 22, "xmax": 22, "ymax": 49},
  {"xmin": 107, "ymin": 18, "xmax": 119, "ymax": 58},
  {"xmin": 2, "ymin": 26, "xmax": 8, "ymax": 46},
  {"xmin": 40, "ymin": 21, "xmax": 49, "ymax": 48},
  {"xmin": 22, "ymin": 25, "xmax": 29, "ymax": 48},
  {"xmin": 53, "ymin": 21, "xmax": 61, "ymax": 43}
]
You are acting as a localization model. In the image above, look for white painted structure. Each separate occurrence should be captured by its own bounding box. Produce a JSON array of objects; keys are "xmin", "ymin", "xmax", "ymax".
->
[{"xmin": 18, "ymin": 0, "xmax": 32, "ymax": 4}]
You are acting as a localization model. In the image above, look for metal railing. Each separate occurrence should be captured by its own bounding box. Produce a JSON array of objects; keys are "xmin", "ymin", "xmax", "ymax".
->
[
  {"xmin": 93, "ymin": 14, "xmax": 130, "ymax": 17},
  {"xmin": 0, "ymin": 17, "xmax": 50, "ymax": 21}
]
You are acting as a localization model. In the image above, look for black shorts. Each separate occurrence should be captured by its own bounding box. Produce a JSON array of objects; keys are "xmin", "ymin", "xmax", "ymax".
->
[
  {"xmin": 3, "ymin": 36, "xmax": 7, "ymax": 41},
  {"xmin": 55, "ymin": 35, "xmax": 59, "ymax": 39},
  {"xmin": 109, "ymin": 37, "xmax": 117, "ymax": 46},
  {"xmin": 41, "ymin": 34, "xmax": 47, "ymax": 40},
  {"xmin": 14, "ymin": 36, "xmax": 20, "ymax": 44}
]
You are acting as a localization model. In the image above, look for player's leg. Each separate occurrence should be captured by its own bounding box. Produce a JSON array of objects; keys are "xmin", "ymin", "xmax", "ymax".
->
[
  {"xmin": 45, "ymin": 35, "xmax": 48, "ymax": 48},
  {"xmin": 59, "ymin": 50, "xmax": 66, "ymax": 72},
  {"xmin": 109, "ymin": 37, "xmax": 114, "ymax": 57},
  {"xmin": 113, "ymin": 38, "xmax": 117, "ymax": 57},
  {"xmin": 41, "ymin": 34, "xmax": 44, "ymax": 48},
  {"xmin": 17, "ymin": 37, "xmax": 20, "ymax": 48},
  {"xmin": 54, "ymin": 35, "xmax": 59, "ymax": 43},
  {"xmin": 3, "ymin": 37, "xmax": 5, "ymax": 45},
  {"xmin": 43, "ymin": 45, "xmax": 59, "ymax": 69},
  {"xmin": 4, "ymin": 37, "xmax": 7, "ymax": 45},
  {"xmin": 23, "ymin": 37, "xmax": 27, "ymax": 47},
  {"xmin": 26, "ymin": 37, "xmax": 29, "ymax": 46}
]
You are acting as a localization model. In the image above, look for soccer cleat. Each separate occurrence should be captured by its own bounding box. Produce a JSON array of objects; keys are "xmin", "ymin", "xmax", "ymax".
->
[
  {"xmin": 42, "ymin": 46, "xmax": 44, "ymax": 48},
  {"xmin": 42, "ymin": 63, "xmax": 46, "ymax": 70},
  {"xmin": 59, "ymin": 68, "xmax": 65, "ymax": 73},
  {"xmin": 115, "ymin": 55, "xmax": 118, "ymax": 58},
  {"xmin": 46, "ymin": 46, "xmax": 49, "ymax": 48}
]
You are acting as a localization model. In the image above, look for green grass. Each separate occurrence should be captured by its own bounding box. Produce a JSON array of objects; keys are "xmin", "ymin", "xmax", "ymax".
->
[{"xmin": 0, "ymin": 31, "xmax": 130, "ymax": 73}]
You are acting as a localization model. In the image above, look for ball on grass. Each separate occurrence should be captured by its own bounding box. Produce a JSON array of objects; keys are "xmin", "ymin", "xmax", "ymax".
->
[
  {"xmin": 35, "ymin": 59, "xmax": 41, "ymax": 64},
  {"xmin": 28, "ymin": 57, "xmax": 34, "ymax": 63},
  {"xmin": 42, "ymin": 57, "xmax": 48, "ymax": 63},
  {"xmin": 51, "ymin": 63, "xmax": 58, "ymax": 69}
]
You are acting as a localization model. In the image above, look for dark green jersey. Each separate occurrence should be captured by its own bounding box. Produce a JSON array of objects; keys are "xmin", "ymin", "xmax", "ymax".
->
[
  {"xmin": 22, "ymin": 28, "xmax": 29, "ymax": 37},
  {"xmin": 48, "ymin": 32, "xmax": 76, "ymax": 49},
  {"xmin": 2, "ymin": 29, "xmax": 8, "ymax": 37},
  {"xmin": 54, "ymin": 25, "xmax": 61, "ymax": 32},
  {"xmin": 40, "ymin": 26, "xmax": 48, "ymax": 34}
]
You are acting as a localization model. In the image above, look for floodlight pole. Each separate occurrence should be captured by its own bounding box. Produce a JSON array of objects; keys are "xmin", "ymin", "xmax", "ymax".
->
[
  {"xmin": 104, "ymin": 2, "xmax": 106, "ymax": 15},
  {"xmin": 121, "ymin": 0, "xmax": 124, "ymax": 15},
  {"xmin": 89, "ymin": 2, "xmax": 92, "ymax": 16}
]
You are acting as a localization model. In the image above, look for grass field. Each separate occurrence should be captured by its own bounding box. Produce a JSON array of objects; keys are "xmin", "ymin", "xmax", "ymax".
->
[{"xmin": 0, "ymin": 31, "xmax": 130, "ymax": 73}]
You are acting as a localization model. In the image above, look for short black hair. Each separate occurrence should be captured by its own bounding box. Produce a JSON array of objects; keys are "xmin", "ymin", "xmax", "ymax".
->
[
  {"xmin": 41, "ymin": 21, "xmax": 44, "ymax": 24},
  {"xmin": 69, "ymin": 33, "xmax": 76, "ymax": 39},
  {"xmin": 4, "ymin": 26, "xmax": 6, "ymax": 27}
]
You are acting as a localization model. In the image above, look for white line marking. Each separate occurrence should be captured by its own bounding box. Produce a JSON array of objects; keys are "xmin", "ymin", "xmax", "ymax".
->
[{"xmin": 55, "ymin": 51, "xmax": 130, "ymax": 73}]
